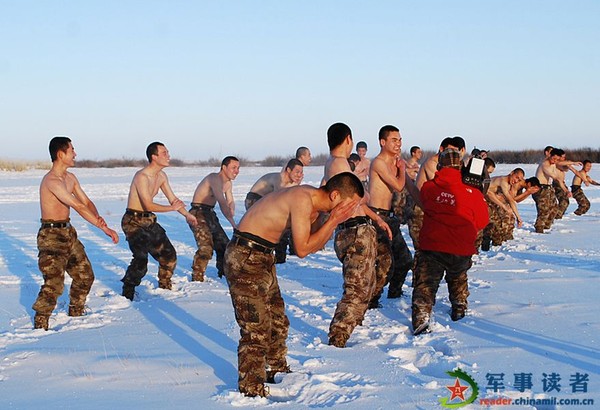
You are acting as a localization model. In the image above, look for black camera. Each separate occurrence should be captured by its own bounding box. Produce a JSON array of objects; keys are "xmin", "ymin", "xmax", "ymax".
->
[{"xmin": 462, "ymin": 155, "xmax": 491, "ymax": 193}]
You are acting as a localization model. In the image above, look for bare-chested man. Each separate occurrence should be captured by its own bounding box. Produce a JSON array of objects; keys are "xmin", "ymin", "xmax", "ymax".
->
[
  {"xmin": 245, "ymin": 158, "xmax": 304, "ymax": 263},
  {"xmin": 571, "ymin": 160, "xmax": 599, "ymax": 215},
  {"xmin": 553, "ymin": 151, "xmax": 586, "ymax": 219},
  {"xmin": 244, "ymin": 159, "xmax": 304, "ymax": 210},
  {"xmin": 33, "ymin": 137, "xmax": 119, "ymax": 330},
  {"xmin": 188, "ymin": 156, "xmax": 240, "ymax": 281},
  {"xmin": 406, "ymin": 145, "xmax": 422, "ymax": 181},
  {"xmin": 322, "ymin": 123, "xmax": 391, "ymax": 349},
  {"xmin": 295, "ymin": 146, "xmax": 312, "ymax": 167},
  {"xmin": 354, "ymin": 140, "xmax": 371, "ymax": 189},
  {"xmin": 224, "ymin": 172, "xmax": 363, "ymax": 397},
  {"xmin": 390, "ymin": 144, "xmax": 421, "ymax": 235},
  {"xmin": 368, "ymin": 125, "xmax": 414, "ymax": 301},
  {"xmin": 121, "ymin": 142, "xmax": 197, "ymax": 300},
  {"xmin": 483, "ymin": 168, "xmax": 525, "ymax": 248},
  {"xmin": 533, "ymin": 148, "xmax": 573, "ymax": 233},
  {"xmin": 512, "ymin": 177, "xmax": 541, "ymax": 204}
]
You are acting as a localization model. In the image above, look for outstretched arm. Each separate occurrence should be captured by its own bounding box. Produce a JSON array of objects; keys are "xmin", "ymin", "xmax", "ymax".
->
[{"xmin": 57, "ymin": 176, "xmax": 119, "ymax": 243}]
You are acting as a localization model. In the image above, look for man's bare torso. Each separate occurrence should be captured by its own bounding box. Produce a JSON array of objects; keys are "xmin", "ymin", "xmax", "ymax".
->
[
  {"xmin": 192, "ymin": 173, "xmax": 226, "ymax": 206},
  {"xmin": 249, "ymin": 172, "xmax": 283, "ymax": 196},
  {"xmin": 127, "ymin": 167, "xmax": 167, "ymax": 211},
  {"xmin": 40, "ymin": 171, "xmax": 76, "ymax": 220},
  {"xmin": 368, "ymin": 156, "xmax": 397, "ymax": 210},
  {"xmin": 238, "ymin": 186, "xmax": 317, "ymax": 243},
  {"xmin": 323, "ymin": 156, "xmax": 366, "ymax": 217}
]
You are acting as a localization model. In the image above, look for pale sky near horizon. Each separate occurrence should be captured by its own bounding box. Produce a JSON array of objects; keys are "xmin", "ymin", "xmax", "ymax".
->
[{"xmin": 1, "ymin": 1, "xmax": 598, "ymax": 161}]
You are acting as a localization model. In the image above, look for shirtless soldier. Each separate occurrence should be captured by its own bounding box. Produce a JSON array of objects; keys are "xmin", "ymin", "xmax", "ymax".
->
[
  {"xmin": 245, "ymin": 159, "xmax": 304, "ymax": 263},
  {"xmin": 368, "ymin": 125, "xmax": 414, "ymax": 302},
  {"xmin": 189, "ymin": 156, "xmax": 240, "ymax": 281},
  {"xmin": 572, "ymin": 160, "xmax": 600, "ymax": 215},
  {"xmin": 33, "ymin": 137, "xmax": 119, "ymax": 330},
  {"xmin": 483, "ymin": 168, "xmax": 525, "ymax": 248},
  {"xmin": 322, "ymin": 123, "xmax": 392, "ymax": 349},
  {"xmin": 121, "ymin": 142, "xmax": 197, "ymax": 300},
  {"xmin": 224, "ymin": 172, "xmax": 363, "ymax": 397},
  {"xmin": 244, "ymin": 159, "xmax": 304, "ymax": 210},
  {"xmin": 533, "ymin": 148, "xmax": 576, "ymax": 233}
]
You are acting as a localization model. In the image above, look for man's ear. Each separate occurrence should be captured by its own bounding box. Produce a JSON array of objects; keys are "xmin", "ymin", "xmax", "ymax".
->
[{"xmin": 329, "ymin": 190, "xmax": 340, "ymax": 202}]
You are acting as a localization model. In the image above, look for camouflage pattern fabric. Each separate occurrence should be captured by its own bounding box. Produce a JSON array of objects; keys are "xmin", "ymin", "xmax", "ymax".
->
[
  {"xmin": 328, "ymin": 223, "xmax": 377, "ymax": 346},
  {"xmin": 189, "ymin": 206, "xmax": 229, "ymax": 280},
  {"xmin": 553, "ymin": 181, "xmax": 570, "ymax": 219},
  {"xmin": 487, "ymin": 201, "xmax": 515, "ymax": 246},
  {"xmin": 572, "ymin": 185, "xmax": 590, "ymax": 215},
  {"xmin": 391, "ymin": 187, "xmax": 415, "ymax": 225},
  {"xmin": 121, "ymin": 213, "xmax": 176, "ymax": 288},
  {"xmin": 408, "ymin": 205, "xmax": 424, "ymax": 250},
  {"xmin": 532, "ymin": 186, "xmax": 558, "ymax": 233},
  {"xmin": 411, "ymin": 250, "xmax": 472, "ymax": 329},
  {"xmin": 32, "ymin": 224, "xmax": 94, "ymax": 316},
  {"xmin": 370, "ymin": 214, "xmax": 413, "ymax": 303},
  {"xmin": 224, "ymin": 241, "xmax": 289, "ymax": 397}
]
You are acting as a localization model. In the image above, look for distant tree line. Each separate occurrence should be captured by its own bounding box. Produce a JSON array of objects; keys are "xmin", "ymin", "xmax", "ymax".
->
[{"xmin": 2, "ymin": 148, "xmax": 599, "ymax": 171}]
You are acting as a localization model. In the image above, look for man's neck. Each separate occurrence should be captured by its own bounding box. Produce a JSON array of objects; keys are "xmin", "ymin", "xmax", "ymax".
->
[{"xmin": 50, "ymin": 163, "xmax": 69, "ymax": 178}]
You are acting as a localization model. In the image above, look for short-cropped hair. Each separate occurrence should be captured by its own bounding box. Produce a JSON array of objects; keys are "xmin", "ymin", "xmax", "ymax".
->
[
  {"xmin": 323, "ymin": 172, "xmax": 364, "ymax": 199},
  {"xmin": 49, "ymin": 136, "xmax": 72, "ymax": 162}
]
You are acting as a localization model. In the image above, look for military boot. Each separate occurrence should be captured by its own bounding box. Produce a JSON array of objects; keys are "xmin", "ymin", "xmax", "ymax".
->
[
  {"xmin": 68, "ymin": 305, "xmax": 85, "ymax": 317},
  {"xmin": 266, "ymin": 365, "xmax": 291, "ymax": 384},
  {"xmin": 412, "ymin": 312, "xmax": 431, "ymax": 336},
  {"xmin": 328, "ymin": 333, "xmax": 349, "ymax": 348},
  {"xmin": 158, "ymin": 278, "xmax": 172, "ymax": 290},
  {"xmin": 34, "ymin": 314, "xmax": 49, "ymax": 331},
  {"xmin": 122, "ymin": 284, "xmax": 136, "ymax": 301},
  {"xmin": 239, "ymin": 384, "xmax": 269, "ymax": 398},
  {"xmin": 191, "ymin": 272, "xmax": 205, "ymax": 282},
  {"xmin": 451, "ymin": 305, "xmax": 466, "ymax": 322}
]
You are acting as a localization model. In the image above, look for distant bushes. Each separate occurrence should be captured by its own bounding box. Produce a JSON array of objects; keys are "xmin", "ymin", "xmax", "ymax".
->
[
  {"xmin": 3, "ymin": 147, "xmax": 599, "ymax": 171},
  {"xmin": 0, "ymin": 160, "xmax": 51, "ymax": 171},
  {"xmin": 401, "ymin": 147, "xmax": 600, "ymax": 164}
]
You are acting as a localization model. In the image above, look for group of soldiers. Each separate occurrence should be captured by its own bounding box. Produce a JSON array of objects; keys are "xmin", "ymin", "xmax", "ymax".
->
[{"xmin": 31, "ymin": 132, "xmax": 597, "ymax": 398}]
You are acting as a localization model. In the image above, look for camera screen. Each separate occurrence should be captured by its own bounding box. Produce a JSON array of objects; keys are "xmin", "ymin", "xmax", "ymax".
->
[{"xmin": 469, "ymin": 157, "xmax": 485, "ymax": 176}]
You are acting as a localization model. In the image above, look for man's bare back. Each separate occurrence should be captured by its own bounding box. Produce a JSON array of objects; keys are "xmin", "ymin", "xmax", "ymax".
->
[{"xmin": 238, "ymin": 181, "xmax": 360, "ymax": 258}]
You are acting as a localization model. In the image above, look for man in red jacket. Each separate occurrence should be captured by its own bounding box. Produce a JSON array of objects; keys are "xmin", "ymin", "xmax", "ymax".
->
[{"xmin": 411, "ymin": 148, "xmax": 489, "ymax": 335}]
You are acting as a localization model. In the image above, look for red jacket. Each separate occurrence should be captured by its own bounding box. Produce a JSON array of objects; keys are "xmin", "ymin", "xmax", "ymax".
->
[{"xmin": 419, "ymin": 168, "xmax": 489, "ymax": 256}]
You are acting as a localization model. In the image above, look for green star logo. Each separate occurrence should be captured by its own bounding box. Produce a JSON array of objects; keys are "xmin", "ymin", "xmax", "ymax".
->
[{"xmin": 439, "ymin": 369, "xmax": 479, "ymax": 408}]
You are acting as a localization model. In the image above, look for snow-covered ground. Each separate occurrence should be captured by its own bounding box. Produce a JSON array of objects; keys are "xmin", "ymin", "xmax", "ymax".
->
[{"xmin": 0, "ymin": 164, "xmax": 598, "ymax": 409}]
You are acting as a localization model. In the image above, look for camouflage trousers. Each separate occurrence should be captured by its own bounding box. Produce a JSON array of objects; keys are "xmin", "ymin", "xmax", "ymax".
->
[
  {"xmin": 532, "ymin": 185, "xmax": 558, "ymax": 233},
  {"xmin": 32, "ymin": 223, "xmax": 94, "ymax": 316},
  {"xmin": 572, "ymin": 185, "xmax": 590, "ymax": 215},
  {"xmin": 371, "ymin": 213, "xmax": 413, "ymax": 304},
  {"xmin": 411, "ymin": 250, "xmax": 472, "ymax": 326},
  {"xmin": 553, "ymin": 182, "xmax": 570, "ymax": 219},
  {"xmin": 328, "ymin": 222, "xmax": 377, "ymax": 344},
  {"xmin": 391, "ymin": 187, "xmax": 415, "ymax": 225},
  {"xmin": 224, "ymin": 239, "xmax": 289, "ymax": 396},
  {"xmin": 121, "ymin": 212, "xmax": 176, "ymax": 288},
  {"xmin": 487, "ymin": 202, "xmax": 515, "ymax": 245},
  {"xmin": 408, "ymin": 205, "xmax": 424, "ymax": 250},
  {"xmin": 189, "ymin": 204, "xmax": 229, "ymax": 280}
]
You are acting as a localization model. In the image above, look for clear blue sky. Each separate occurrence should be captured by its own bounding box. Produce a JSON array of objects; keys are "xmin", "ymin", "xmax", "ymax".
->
[{"xmin": 1, "ymin": 1, "xmax": 598, "ymax": 161}]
